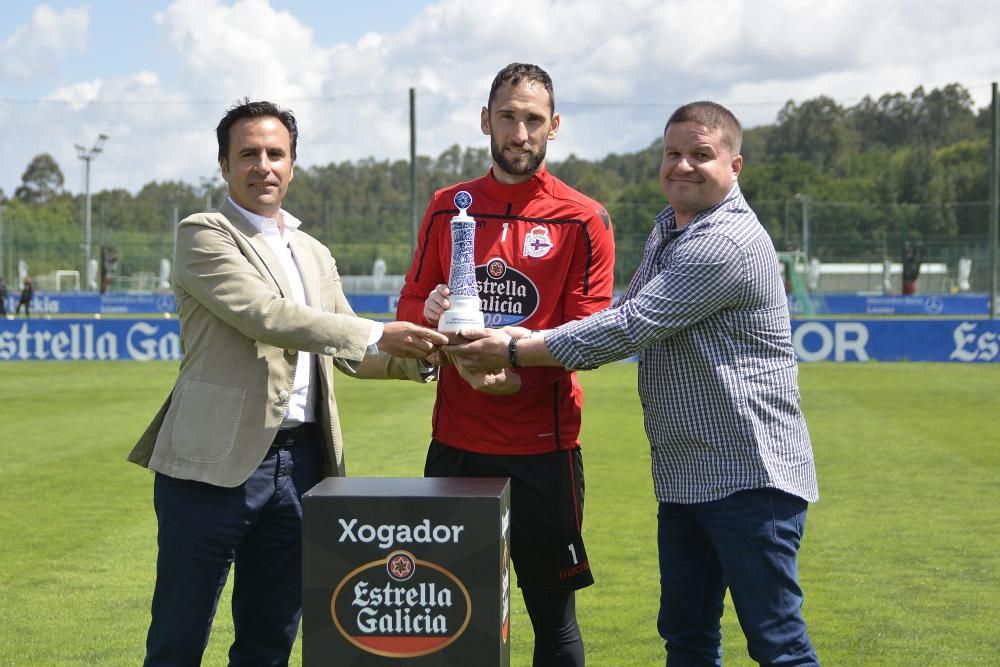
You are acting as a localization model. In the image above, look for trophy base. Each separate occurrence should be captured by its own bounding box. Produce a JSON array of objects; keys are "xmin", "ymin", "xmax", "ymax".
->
[{"xmin": 438, "ymin": 296, "xmax": 485, "ymax": 334}]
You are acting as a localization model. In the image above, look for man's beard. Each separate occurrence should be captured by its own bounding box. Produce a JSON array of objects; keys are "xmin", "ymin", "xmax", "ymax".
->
[{"xmin": 491, "ymin": 137, "xmax": 546, "ymax": 178}]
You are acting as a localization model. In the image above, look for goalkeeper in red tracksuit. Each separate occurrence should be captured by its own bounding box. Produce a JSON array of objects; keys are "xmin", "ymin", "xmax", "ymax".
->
[{"xmin": 397, "ymin": 63, "xmax": 614, "ymax": 666}]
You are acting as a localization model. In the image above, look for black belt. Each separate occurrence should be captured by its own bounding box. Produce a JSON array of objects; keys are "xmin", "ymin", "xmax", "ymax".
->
[{"xmin": 271, "ymin": 423, "xmax": 320, "ymax": 448}]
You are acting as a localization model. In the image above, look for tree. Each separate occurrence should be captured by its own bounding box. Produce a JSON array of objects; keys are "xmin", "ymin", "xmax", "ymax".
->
[
  {"xmin": 550, "ymin": 153, "xmax": 623, "ymax": 204},
  {"xmin": 15, "ymin": 153, "xmax": 66, "ymax": 204},
  {"xmin": 766, "ymin": 97, "xmax": 856, "ymax": 171},
  {"xmin": 848, "ymin": 92, "xmax": 912, "ymax": 150},
  {"xmin": 848, "ymin": 84, "xmax": 977, "ymax": 151},
  {"xmin": 910, "ymin": 84, "xmax": 977, "ymax": 146}
]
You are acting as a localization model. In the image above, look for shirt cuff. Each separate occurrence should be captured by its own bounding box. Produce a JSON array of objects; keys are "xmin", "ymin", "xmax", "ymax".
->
[
  {"xmin": 544, "ymin": 326, "xmax": 579, "ymax": 369},
  {"xmin": 366, "ymin": 320, "xmax": 384, "ymax": 354}
]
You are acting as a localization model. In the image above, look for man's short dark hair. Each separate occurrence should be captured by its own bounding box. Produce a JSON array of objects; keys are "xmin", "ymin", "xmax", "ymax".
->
[
  {"xmin": 216, "ymin": 98, "xmax": 298, "ymax": 163},
  {"xmin": 487, "ymin": 63, "xmax": 555, "ymax": 115},
  {"xmin": 665, "ymin": 101, "xmax": 742, "ymax": 155}
]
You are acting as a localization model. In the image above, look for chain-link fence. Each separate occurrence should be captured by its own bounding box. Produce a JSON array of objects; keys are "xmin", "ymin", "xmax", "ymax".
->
[{"xmin": 2, "ymin": 197, "xmax": 993, "ymax": 296}]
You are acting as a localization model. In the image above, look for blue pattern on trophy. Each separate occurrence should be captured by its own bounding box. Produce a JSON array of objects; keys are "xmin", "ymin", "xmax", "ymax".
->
[
  {"xmin": 437, "ymin": 190, "xmax": 485, "ymax": 332},
  {"xmin": 448, "ymin": 191, "xmax": 479, "ymax": 298}
]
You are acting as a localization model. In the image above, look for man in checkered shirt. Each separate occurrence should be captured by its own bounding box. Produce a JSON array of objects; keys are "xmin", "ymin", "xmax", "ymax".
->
[{"xmin": 449, "ymin": 101, "xmax": 820, "ymax": 666}]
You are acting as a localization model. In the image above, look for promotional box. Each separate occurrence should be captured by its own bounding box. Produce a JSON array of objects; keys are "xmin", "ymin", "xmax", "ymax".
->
[{"xmin": 303, "ymin": 477, "xmax": 511, "ymax": 666}]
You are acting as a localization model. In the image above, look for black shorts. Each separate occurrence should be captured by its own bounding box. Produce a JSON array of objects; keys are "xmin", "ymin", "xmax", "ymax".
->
[{"xmin": 425, "ymin": 439, "xmax": 594, "ymax": 592}]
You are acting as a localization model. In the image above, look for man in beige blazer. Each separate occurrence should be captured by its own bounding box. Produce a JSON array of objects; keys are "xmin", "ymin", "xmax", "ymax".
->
[{"xmin": 129, "ymin": 99, "xmax": 447, "ymax": 666}]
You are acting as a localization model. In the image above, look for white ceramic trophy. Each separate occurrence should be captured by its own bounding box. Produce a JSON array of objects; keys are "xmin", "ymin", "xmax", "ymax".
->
[{"xmin": 438, "ymin": 190, "xmax": 485, "ymax": 333}]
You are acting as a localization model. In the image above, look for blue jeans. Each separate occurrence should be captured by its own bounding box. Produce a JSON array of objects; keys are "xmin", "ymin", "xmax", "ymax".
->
[
  {"xmin": 144, "ymin": 440, "xmax": 324, "ymax": 666},
  {"xmin": 657, "ymin": 489, "xmax": 819, "ymax": 666}
]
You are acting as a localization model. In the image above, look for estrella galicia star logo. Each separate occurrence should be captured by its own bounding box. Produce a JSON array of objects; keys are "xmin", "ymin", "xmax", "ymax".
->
[
  {"xmin": 487, "ymin": 258, "xmax": 507, "ymax": 279},
  {"xmin": 386, "ymin": 551, "xmax": 416, "ymax": 581}
]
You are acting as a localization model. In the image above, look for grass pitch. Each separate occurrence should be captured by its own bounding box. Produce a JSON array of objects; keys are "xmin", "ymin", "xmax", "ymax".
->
[{"xmin": 0, "ymin": 361, "xmax": 998, "ymax": 665}]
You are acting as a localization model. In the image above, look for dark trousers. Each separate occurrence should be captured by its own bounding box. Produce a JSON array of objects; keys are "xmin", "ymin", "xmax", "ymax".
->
[
  {"xmin": 425, "ymin": 440, "xmax": 588, "ymax": 666},
  {"xmin": 657, "ymin": 489, "xmax": 819, "ymax": 667},
  {"xmin": 144, "ymin": 434, "xmax": 324, "ymax": 666}
]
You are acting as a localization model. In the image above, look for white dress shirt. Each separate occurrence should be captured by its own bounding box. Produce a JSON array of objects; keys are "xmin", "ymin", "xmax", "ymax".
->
[{"xmin": 227, "ymin": 197, "xmax": 383, "ymax": 427}]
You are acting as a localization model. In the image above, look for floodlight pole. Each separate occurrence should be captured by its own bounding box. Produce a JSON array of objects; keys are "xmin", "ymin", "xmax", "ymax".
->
[
  {"xmin": 990, "ymin": 82, "xmax": 998, "ymax": 318},
  {"xmin": 795, "ymin": 193, "xmax": 811, "ymax": 261},
  {"xmin": 75, "ymin": 133, "xmax": 108, "ymax": 287}
]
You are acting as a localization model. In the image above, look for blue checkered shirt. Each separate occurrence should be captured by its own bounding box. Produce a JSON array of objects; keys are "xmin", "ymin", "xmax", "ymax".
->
[{"xmin": 546, "ymin": 184, "xmax": 818, "ymax": 504}]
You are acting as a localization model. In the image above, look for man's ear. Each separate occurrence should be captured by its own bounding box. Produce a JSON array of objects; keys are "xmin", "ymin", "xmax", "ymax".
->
[
  {"xmin": 548, "ymin": 112, "xmax": 561, "ymax": 141},
  {"xmin": 481, "ymin": 106, "xmax": 491, "ymax": 136},
  {"xmin": 731, "ymin": 154, "xmax": 743, "ymax": 181},
  {"xmin": 219, "ymin": 159, "xmax": 230, "ymax": 181}
]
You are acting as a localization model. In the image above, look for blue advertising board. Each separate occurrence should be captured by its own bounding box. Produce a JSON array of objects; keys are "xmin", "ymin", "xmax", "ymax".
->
[
  {"xmin": 1, "ymin": 319, "xmax": 182, "ymax": 361},
  {"xmin": 789, "ymin": 293, "xmax": 990, "ymax": 316},
  {"xmin": 6, "ymin": 292, "xmax": 390, "ymax": 315},
  {"xmin": 100, "ymin": 292, "xmax": 177, "ymax": 313},
  {"xmin": 345, "ymin": 293, "xmax": 397, "ymax": 314},
  {"xmin": 8, "ymin": 291, "xmax": 992, "ymax": 318},
  {"xmin": 789, "ymin": 319, "xmax": 1000, "ymax": 362},
  {"xmin": 2, "ymin": 292, "xmax": 176, "ymax": 315},
  {"xmin": 2, "ymin": 318, "xmax": 998, "ymax": 363}
]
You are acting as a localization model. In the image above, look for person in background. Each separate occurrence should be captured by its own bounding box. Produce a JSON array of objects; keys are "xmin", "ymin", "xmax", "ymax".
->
[
  {"xmin": 15, "ymin": 276, "xmax": 33, "ymax": 317},
  {"xmin": 397, "ymin": 63, "xmax": 615, "ymax": 666},
  {"xmin": 902, "ymin": 242, "xmax": 922, "ymax": 295},
  {"xmin": 449, "ymin": 101, "xmax": 821, "ymax": 666}
]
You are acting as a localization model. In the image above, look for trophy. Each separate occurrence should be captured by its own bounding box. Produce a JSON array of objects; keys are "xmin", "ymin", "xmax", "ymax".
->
[{"xmin": 438, "ymin": 190, "xmax": 485, "ymax": 333}]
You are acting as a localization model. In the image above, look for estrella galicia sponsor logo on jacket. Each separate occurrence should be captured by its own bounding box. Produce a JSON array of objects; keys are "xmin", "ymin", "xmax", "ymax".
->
[
  {"xmin": 475, "ymin": 258, "xmax": 539, "ymax": 327},
  {"xmin": 330, "ymin": 550, "xmax": 472, "ymax": 659}
]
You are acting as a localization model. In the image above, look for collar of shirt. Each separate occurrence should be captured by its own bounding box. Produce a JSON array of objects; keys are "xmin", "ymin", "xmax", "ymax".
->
[
  {"xmin": 654, "ymin": 209, "xmax": 684, "ymax": 245},
  {"xmin": 656, "ymin": 182, "xmax": 743, "ymax": 240},
  {"xmin": 227, "ymin": 196, "xmax": 302, "ymax": 249},
  {"xmin": 482, "ymin": 165, "xmax": 553, "ymax": 203}
]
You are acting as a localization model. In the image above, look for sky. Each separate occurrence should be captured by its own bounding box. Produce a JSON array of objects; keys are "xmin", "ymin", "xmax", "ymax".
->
[{"xmin": 2, "ymin": 0, "xmax": 999, "ymax": 197}]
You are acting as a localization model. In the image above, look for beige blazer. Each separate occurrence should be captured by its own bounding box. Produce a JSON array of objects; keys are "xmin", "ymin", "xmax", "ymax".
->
[{"xmin": 128, "ymin": 200, "xmax": 430, "ymax": 487}]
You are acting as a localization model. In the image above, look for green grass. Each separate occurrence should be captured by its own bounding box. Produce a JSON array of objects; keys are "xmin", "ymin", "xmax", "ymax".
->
[{"xmin": 1, "ymin": 361, "xmax": 998, "ymax": 665}]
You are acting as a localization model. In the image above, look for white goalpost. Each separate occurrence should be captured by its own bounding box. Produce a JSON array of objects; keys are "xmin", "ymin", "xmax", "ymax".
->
[{"xmin": 54, "ymin": 270, "xmax": 80, "ymax": 292}]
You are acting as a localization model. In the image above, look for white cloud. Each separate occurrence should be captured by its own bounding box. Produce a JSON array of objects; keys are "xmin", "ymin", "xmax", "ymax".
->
[
  {"xmin": 0, "ymin": 4, "xmax": 89, "ymax": 83},
  {"xmin": 44, "ymin": 79, "xmax": 102, "ymax": 110},
  {"xmin": 154, "ymin": 0, "xmax": 333, "ymax": 102},
  {"xmin": 716, "ymin": 0, "xmax": 1000, "ymax": 127}
]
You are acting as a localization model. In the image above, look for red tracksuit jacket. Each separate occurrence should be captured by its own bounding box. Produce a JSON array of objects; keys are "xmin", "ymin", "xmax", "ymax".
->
[{"xmin": 397, "ymin": 166, "xmax": 615, "ymax": 454}]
